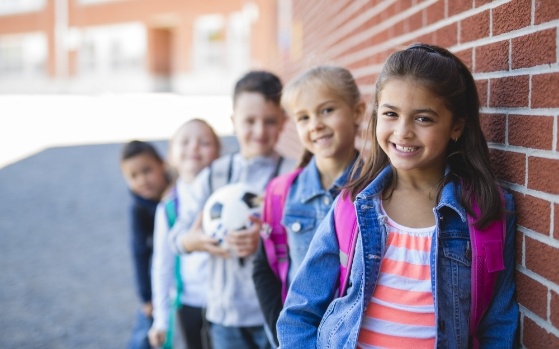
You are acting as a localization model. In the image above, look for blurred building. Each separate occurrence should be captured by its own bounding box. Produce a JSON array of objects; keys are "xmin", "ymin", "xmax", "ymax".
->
[{"xmin": 0, "ymin": 0, "xmax": 280, "ymax": 94}]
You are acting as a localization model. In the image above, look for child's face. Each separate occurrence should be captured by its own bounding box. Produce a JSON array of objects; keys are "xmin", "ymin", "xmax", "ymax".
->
[
  {"xmin": 121, "ymin": 153, "xmax": 168, "ymax": 201},
  {"xmin": 170, "ymin": 122, "xmax": 219, "ymax": 178},
  {"xmin": 288, "ymin": 86, "xmax": 362, "ymax": 163},
  {"xmin": 232, "ymin": 92, "xmax": 285, "ymax": 158},
  {"xmin": 376, "ymin": 78, "xmax": 464, "ymax": 178}
]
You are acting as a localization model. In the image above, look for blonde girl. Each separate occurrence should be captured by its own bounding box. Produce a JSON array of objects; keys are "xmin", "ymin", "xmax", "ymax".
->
[
  {"xmin": 149, "ymin": 119, "xmax": 220, "ymax": 349},
  {"xmin": 252, "ymin": 66, "xmax": 365, "ymax": 347}
]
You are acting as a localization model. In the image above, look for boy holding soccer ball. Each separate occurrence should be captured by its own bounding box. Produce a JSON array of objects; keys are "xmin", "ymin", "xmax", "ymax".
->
[{"xmin": 167, "ymin": 71, "xmax": 295, "ymax": 349}]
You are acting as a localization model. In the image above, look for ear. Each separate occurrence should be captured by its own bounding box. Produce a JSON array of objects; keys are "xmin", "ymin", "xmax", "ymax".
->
[
  {"xmin": 353, "ymin": 100, "xmax": 367, "ymax": 127},
  {"xmin": 451, "ymin": 117, "xmax": 466, "ymax": 141}
]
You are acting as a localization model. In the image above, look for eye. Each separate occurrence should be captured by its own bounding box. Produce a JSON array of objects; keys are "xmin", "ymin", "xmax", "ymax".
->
[
  {"xmin": 381, "ymin": 111, "xmax": 397, "ymax": 118},
  {"xmin": 321, "ymin": 107, "xmax": 334, "ymax": 115},
  {"xmin": 416, "ymin": 116, "xmax": 433, "ymax": 123},
  {"xmin": 265, "ymin": 118, "xmax": 278, "ymax": 126},
  {"xmin": 296, "ymin": 114, "xmax": 309, "ymax": 122}
]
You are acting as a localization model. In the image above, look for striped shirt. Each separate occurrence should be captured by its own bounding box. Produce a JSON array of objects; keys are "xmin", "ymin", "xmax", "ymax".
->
[{"xmin": 357, "ymin": 209, "xmax": 436, "ymax": 349}]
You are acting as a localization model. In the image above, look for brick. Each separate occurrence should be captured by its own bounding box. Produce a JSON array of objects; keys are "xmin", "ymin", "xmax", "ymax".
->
[
  {"xmin": 433, "ymin": 23, "xmax": 458, "ymax": 48},
  {"xmin": 532, "ymin": 73, "xmax": 559, "ymax": 108},
  {"xmin": 493, "ymin": 0, "xmax": 532, "ymax": 36},
  {"xmin": 461, "ymin": 10, "xmax": 490, "ymax": 43},
  {"xmin": 475, "ymin": 0, "xmax": 493, "ymax": 7},
  {"xmin": 535, "ymin": 0, "xmax": 559, "ymax": 25},
  {"xmin": 425, "ymin": 0, "xmax": 445, "ymax": 24},
  {"xmin": 448, "ymin": 0, "xmax": 472, "ymax": 17},
  {"xmin": 405, "ymin": 10, "xmax": 423, "ymax": 33},
  {"xmin": 512, "ymin": 29, "xmax": 557, "ymax": 69},
  {"xmin": 514, "ymin": 193, "xmax": 550, "ymax": 235},
  {"xmin": 489, "ymin": 75, "xmax": 529, "ymax": 108},
  {"xmin": 476, "ymin": 79, "xmax": 488, "ymax": 107},
  {"xmin": 509, "ymin": 114, "xmax": 554, "ymax": 150},
  {"xmin": 455, "ymin": 48, "xmax": 473, "ymax": 71},
  {"xmin": 516, "ymin": 271, "xmax": 548, "ymax": 319},
  {"xmin": 489, "ymin": 149, "xmax": 525, "ymax": 185},
  {"xmin": 525, "ymin": 236, "xmax": 559, "ymax": 284},
  {"xmin": 480, "ymin": 113, "xmax": 506, "ymax": 144},
  {"xmin": 528, "ymin": 157, "xmax": 559, "ymax": 195},
  {"xmin": 475, "ymin": 41, "xmax": 509, "ymax": 73},
  {"xmin": 555, "ymin": 203, "xmax": 559, "ymax": 240},
  {"xmin": 523, "ymin": 316, "xmax": 559, "ymax": 348}
]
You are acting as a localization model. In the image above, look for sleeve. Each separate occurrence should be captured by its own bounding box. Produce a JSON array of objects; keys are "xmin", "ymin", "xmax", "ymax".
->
[
  {"xmin": 276, "ymin": 208, "xmax": 340, "ymax": 348},
  {"xmin": 130, "ymin": 203, "xmax": 153, "ymax": 303},
  {"xmin": 477, "ymin": 191, "xmax": 520, "ymax": 347},
  {"xmin": 151, "ymin": 202, "xmax": 176, "ymax": 331},
  {"xmin": 166, "ymin": 167, "xmax": 212, "ymax": 254},
  {"xmin": 252, "ymin": 239, "xmax": 283, "ymax": 344}
]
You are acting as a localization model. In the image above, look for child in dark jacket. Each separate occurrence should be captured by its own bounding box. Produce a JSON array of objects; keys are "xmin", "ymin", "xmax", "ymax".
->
[{"xmin": 120, "ymin": 140, "xmax": 170, "ymax": 349}]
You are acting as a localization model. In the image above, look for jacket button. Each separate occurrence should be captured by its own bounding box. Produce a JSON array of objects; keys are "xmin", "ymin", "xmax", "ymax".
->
[
  {"xmin": 323, "ymin": 197, "xmax": 331, "ymax": 205},
  {"xmin": 291, "ymin": 222, "xmax": 301, "ymax": 232}
]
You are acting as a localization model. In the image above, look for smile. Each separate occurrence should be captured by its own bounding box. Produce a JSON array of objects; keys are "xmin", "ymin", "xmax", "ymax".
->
[
  {"xmin": 394, "ymin": 144, "xmax": 419, "ymax": 152},
  {"xmin": 313, "ymin": 134, "xmax": 333, "ymax": 143}
]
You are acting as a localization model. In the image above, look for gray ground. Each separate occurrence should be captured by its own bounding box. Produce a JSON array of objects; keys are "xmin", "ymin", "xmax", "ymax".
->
[{"xmin": 0, "ymin": 137, "xmax": 238, "ymax": 349}]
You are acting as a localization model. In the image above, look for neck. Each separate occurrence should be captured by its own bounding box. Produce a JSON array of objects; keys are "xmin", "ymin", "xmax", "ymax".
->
[
  {"xmin": 179, "ymin": 172, "xmax": 197, "ymax": 184},
  {"xmin": 316, "ymin": 149, "xmax": 356, "ymax": 189},
  {"xmin": 392, "ymin": 167, "xmax": 445, "ymax": 196}
]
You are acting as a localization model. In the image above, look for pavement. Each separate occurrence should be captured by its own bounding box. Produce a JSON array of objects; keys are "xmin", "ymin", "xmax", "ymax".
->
[{"xmin": 0, "ymin": 137, "xmax": 238, "ymax": 348}]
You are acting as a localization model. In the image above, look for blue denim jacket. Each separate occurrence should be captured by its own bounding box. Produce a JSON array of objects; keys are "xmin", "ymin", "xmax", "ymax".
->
[
  {"xmin": 283, "ymin": 156, "xmax": 357, "ymax": 284},
  {"xmin": 277, "ymin": 166, "xmax": 519, "ymax": 348}
]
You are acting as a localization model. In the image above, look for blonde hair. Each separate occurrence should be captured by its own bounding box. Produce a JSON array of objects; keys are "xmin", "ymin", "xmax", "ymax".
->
[{"xmin": 281, "ymin": 66, "xmax": 361, "ymax": 168}]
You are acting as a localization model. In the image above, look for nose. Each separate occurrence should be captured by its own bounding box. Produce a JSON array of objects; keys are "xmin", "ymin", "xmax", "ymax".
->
[
  {"xmin": 309, "ymin": 115, "xmax": 324, "ymax": 131},
  {"xmin": 394, "ymin": 118, "xmax": 413, "ymax": 139},
  {"xmin": 254, "ymin": 120, "xmax": 265, "ymax": 137}
]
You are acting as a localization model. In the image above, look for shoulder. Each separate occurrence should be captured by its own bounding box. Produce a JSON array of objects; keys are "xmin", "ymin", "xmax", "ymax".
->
[{"xmin": 279, "ymin": 156, "xmax": 297, "ymax": 175}]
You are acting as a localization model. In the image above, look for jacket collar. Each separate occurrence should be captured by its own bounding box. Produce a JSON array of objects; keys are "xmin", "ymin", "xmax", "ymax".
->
[{"xmin": 295, "ymin": 154, "xmax": 358, "ymax": 203}]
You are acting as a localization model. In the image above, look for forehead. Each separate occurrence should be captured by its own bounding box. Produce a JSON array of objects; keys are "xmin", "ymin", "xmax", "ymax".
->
[
  {"xmin": 378, "ymin": 78, "xmax": 447, "ymax": 109},
  {"xmin": 233, "ymin": 91, "xmax": 282, "ymax": 116},
  {"xmin": 121, "ymin": 153, "xmax": 159, "ymax": 172},
  {"xmin": 175, "ymin": 122, "xmax": 214, "ymax": 140}
]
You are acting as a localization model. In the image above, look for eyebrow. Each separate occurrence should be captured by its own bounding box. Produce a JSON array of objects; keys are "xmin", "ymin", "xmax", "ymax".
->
[{"xmin": 380, "ymin": 103, "xmax": 439, "ymax": 116}]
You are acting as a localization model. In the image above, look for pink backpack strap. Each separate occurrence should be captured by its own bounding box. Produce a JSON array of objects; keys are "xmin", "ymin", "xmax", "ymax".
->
[
  {"xmin": 261, "ymin": 168, "xmax": 303, "ymax": 302},
  {"xmin": 334, "ymin": 191, "xmax": 359, "ymax": 297},
  {"xmin": 467, "ymin": 190, "xmax": 506, "ymax": 348}
]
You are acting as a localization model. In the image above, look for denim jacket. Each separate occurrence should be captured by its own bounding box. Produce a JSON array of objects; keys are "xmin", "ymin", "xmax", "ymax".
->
[
  {"xmin": 283, "ymin": 156, "xmax": 357, "ymax": 283},
  {"xmin": 277, "ymin": 166, "xmax": 519, "ymax": 348}
]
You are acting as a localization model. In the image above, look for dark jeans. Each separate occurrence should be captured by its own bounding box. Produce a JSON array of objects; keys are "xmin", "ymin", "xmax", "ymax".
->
[{"xmin": 177, "ymin": 304, "xmax": 211, "ymax": 349}]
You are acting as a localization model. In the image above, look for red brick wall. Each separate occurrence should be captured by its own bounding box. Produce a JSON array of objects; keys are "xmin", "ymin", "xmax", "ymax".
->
[{"xmin": 273, "ymin": 1, "xmax": 559, "ymax": 346}]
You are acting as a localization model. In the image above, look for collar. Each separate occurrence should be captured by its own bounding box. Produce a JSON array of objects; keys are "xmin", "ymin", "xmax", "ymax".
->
[{"xmin": 295, "ymin": 154, "xmax": 358, "ymax": 203}]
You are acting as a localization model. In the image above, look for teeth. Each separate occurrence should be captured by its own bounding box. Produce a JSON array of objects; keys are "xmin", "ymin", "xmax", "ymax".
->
[{"xmin": 395, "ymin": 144, "xmax": 417, "ymax": 152}]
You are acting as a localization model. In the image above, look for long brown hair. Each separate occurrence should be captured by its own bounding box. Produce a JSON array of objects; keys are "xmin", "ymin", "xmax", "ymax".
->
[{"xmin": 346, "ymin": 43, "xmax": 502, "ymax": 229}]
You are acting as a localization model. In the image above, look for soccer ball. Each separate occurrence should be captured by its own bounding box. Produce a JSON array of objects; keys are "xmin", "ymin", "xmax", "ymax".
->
[{"xmin": 202, "ymin": 182, "xmax": 261, "ymax": 246}]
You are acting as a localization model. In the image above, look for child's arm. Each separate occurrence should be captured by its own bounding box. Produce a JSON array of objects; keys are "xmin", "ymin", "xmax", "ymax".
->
[
  {"xmin": 252, "ymin": 239, "xmax": 283, "ymax": 345},
  {"xmin": 276, "ymin": 209, "xmax": 340, "ymax": 348},
  {"xmin": 150, "ymin": 203, "xmax": 175, "ymax": 342},
  {"xmin": 476, "ymin": 191, "xmax": 520, "ymax": 347}
]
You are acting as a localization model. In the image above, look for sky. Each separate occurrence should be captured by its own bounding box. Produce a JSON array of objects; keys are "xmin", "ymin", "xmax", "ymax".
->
[{"xmin": 0, "ymin": 94, "xmax": 234, "ymax": 168}]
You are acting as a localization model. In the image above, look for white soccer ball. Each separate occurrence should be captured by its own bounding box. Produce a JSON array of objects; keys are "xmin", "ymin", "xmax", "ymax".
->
[{"xmin": 202, "ymin": 182, "xmax": 261, "ymax": 246}]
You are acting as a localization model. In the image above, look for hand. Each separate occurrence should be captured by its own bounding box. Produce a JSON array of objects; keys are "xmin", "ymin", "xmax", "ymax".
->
[
  {"xmin": 226, "ymin": 215, "xmax": 262, "ymax": 258},
  {"xmin": 181, "ymin": 213, "xmax": 230, "ymax": 258},
  {"xmin": 142, "ymin": 301, "xmax": 153, "ymax": 317},
  {"xmin": 148, "ymin": 327, "xmax": 167, "ymax": 348}
]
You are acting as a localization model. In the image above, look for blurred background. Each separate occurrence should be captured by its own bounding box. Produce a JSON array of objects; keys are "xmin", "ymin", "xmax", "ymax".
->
[{"xmin": 1, "ymin": 0, "xmax": 558, "ymax": 348}]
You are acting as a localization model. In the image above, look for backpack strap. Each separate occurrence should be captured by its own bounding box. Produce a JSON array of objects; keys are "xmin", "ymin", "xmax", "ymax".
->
[
  {"xmin": 260, "ymin": 167, "xmax": 303, "ymax": 302},
  {"xmin": 468, "ymin": 191, "xmax": 506, "ymax": 348},
  {"xmin": 163, "ymin": 190, "xmax": 183, "ymax": 349},
  {"xmin": 334, "ymin": 191, "xmax": 359, "ymax": 298},
  {"xmin": 208, "ymin": 152, "xmax": 235, "ymax": 193}
]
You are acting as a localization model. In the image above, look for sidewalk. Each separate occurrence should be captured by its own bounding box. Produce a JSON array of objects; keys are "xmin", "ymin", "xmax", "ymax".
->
[{"xmin": 0, "ymin": 136, "xmax": 239, "ymax": 348}]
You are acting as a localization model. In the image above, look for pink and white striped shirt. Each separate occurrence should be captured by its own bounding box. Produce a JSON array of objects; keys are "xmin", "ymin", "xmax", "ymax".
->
[{"xmin": 357, "ymin": 209, "xmax": 436, "ymax": 349}]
